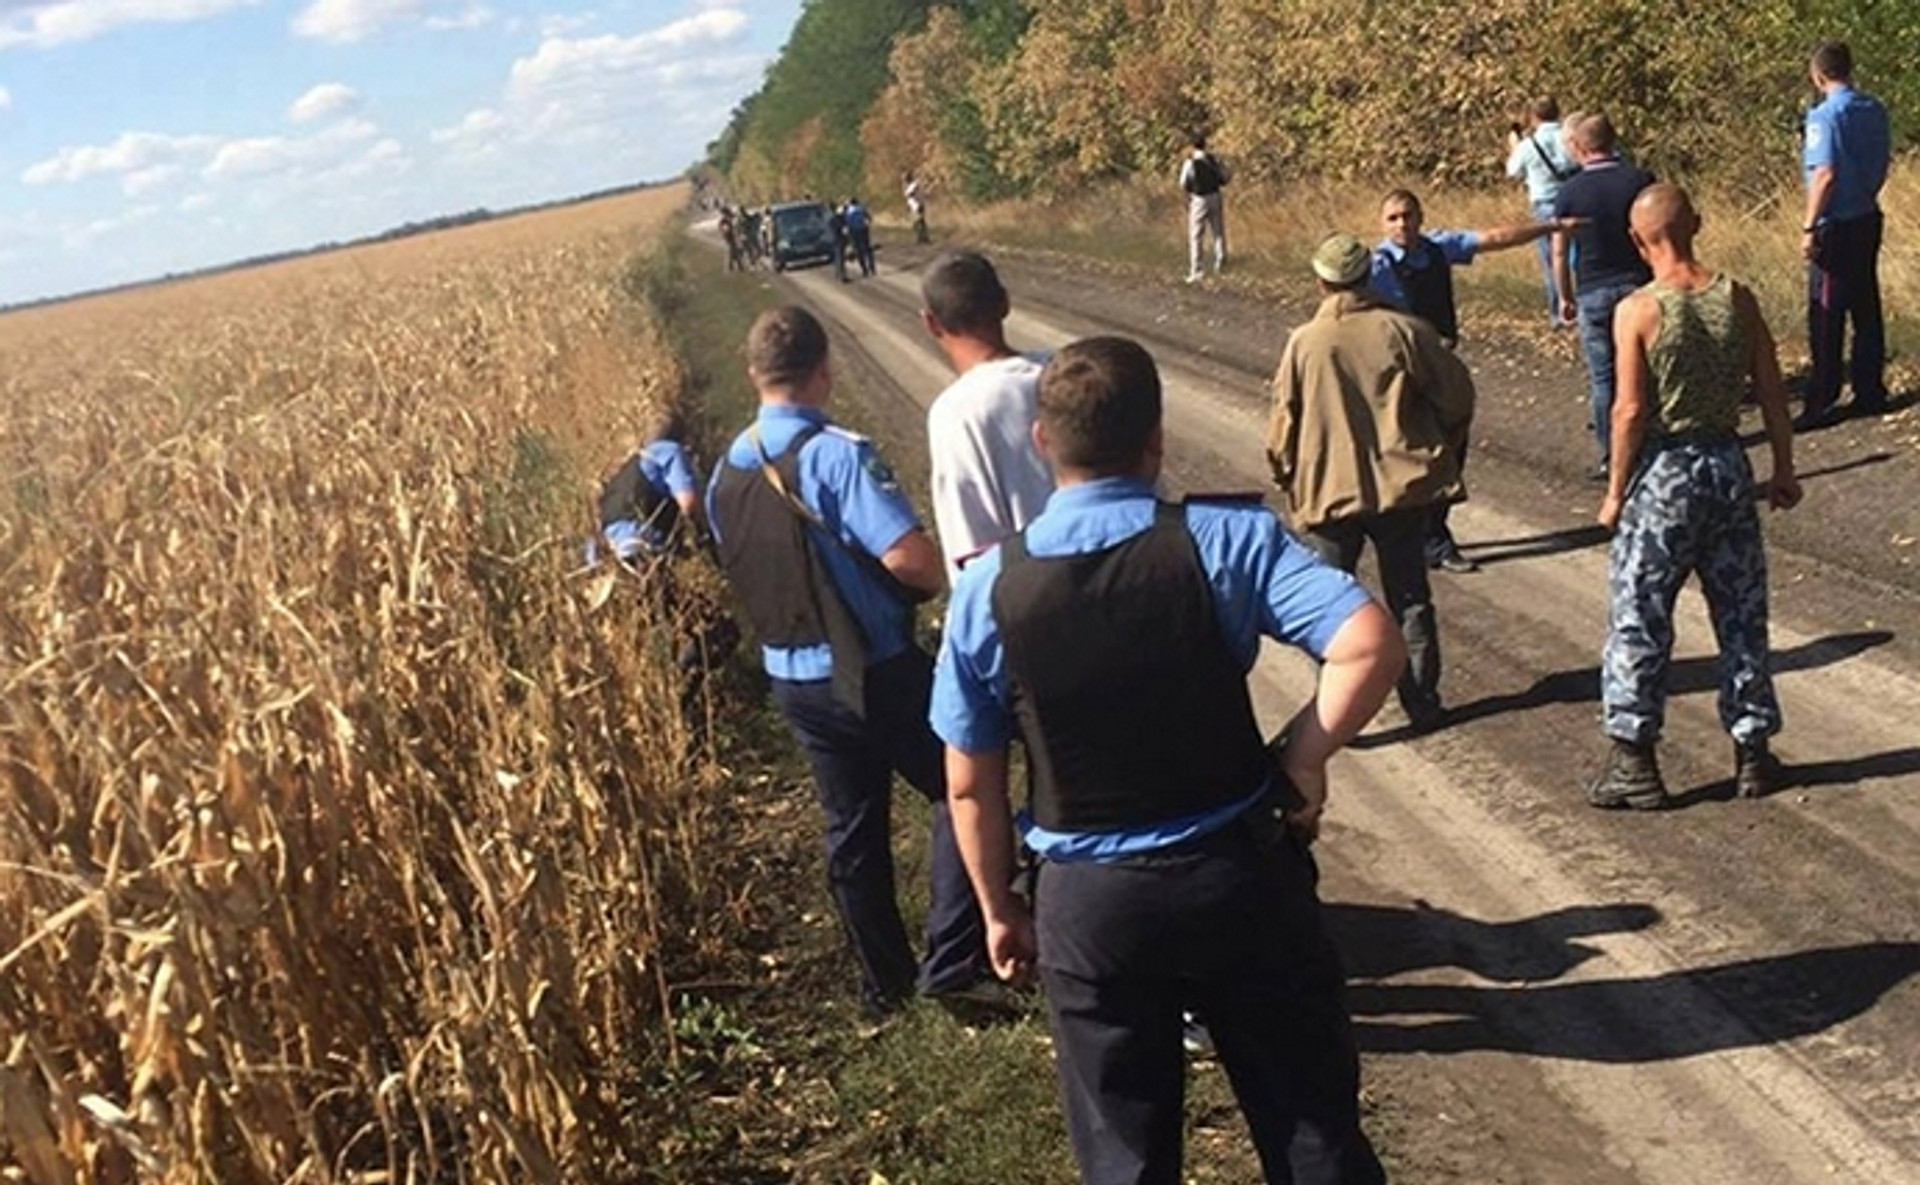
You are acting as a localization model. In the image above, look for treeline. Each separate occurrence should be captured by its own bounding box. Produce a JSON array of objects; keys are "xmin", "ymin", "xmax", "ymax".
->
[{"xmin": 712, "ymin": 0, "xmax": 1919, "ymax": 206}]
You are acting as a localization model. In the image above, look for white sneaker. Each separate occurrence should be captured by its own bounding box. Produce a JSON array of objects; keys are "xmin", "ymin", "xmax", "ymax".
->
[{"xmin": 1185, "ymin": 271, "xmax": 1203, "ymax": 284}]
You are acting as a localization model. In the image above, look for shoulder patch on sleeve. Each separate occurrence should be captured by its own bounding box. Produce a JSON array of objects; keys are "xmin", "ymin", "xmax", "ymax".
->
[{"xmin": 823, "ymin": 424, "xmax": 870, "ymax": 445}]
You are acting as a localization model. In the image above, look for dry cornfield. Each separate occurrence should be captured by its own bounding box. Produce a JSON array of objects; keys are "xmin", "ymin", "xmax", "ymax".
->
[{"xmin": 0, "ymin": 183, "xmax": 731, "ymax": 1182}]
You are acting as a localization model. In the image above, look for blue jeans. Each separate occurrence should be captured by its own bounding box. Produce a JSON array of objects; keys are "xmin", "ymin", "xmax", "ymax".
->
[
  {"xmin": 1577, "ymin": 281, "xmax": 1641, "ymax": 465},
  {"xmin": 770, "ymin": 649, "xmax": 987, "ymax": 1009},
  {"xmin": 1531, "ymin": 199, "xmax": 1563, "ymax": 317}
]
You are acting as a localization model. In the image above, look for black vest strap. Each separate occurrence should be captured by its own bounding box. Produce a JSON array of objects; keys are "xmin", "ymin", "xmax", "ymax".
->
[
  {"xmin": 1392, "ymin": 236, "xmax": 1460, "ymax": 344},
  {"xmin": 993, "ymin": 500, "xmax": 1270, "ymax": 833}
]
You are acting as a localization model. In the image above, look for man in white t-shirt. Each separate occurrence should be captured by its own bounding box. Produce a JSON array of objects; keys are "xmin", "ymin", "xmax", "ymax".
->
[{"xmin": 920, "ymin": 251, "xmax": 1055, "ymax": 578}]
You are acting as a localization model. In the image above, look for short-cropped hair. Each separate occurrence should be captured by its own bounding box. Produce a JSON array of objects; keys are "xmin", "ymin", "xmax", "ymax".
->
[
  {"xmin": 747, "ymin": 306, "xmax": 829, "ymax": 389},
  {"xmin": 1531, "ymin": 96, "xmax": 1560, "ymax": 123},
  {"xmin": 1038, "ymin": 337, "xmax": 1162, "ymax": 473},
  {"xmin": 1572, "ymin": 112, "xmax": 1618, "ymax": 155},
  {"xmin": 1812, "ymin": 41, "xmax": 1853, "ymax": 81},
  {"xmin": 921, "ymin": 251, "xmax": 1009, "ymax": 335}
]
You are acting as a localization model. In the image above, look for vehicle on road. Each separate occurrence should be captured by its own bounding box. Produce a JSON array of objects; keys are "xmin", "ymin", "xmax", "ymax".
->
[{"xmin": 769, "ymin": 201, "xmax": 838, "ymax": 271}]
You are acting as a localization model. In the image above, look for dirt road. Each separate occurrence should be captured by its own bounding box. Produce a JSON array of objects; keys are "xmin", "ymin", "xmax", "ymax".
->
[{"xmin": 701, "ymin": 224, "xmax": 1920, "ymax": 1184}]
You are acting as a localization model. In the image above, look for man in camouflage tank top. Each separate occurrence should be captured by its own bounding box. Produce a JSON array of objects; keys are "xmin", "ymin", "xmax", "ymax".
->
[{"xmin": 1588, "ymin": 184, "xmax": 1803, "ymax": 810}]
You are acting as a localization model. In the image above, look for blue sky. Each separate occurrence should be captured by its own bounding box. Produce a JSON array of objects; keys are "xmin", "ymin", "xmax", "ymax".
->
[{"xmin": 0, "ymin": 0, "xmax": 802, "ymax": 304}]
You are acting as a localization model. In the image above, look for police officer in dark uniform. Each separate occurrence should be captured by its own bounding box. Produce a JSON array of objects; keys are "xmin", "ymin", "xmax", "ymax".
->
[
  {"xmin": 933, "ymin": 336, "xmax": 1406, "ymax": 1185},
  {"xmin": 707, "ymin": 306, "xmax": 989, "ymax": 1017}
]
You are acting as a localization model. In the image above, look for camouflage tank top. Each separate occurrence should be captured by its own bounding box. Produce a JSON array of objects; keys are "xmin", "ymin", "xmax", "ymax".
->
[{"xmin": 1644, "ymin": 273, "xmax": 1746, "ymax": 437}]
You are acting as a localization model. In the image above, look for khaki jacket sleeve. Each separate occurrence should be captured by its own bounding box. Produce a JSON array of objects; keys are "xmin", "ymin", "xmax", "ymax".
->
[
  {"xmin": 1414, "ymin": 327, "xmax": 1477, "ymax": 439},
  {"xmin": 1265, "ymin": 337, "xmax": 1301, "ymax": 489}
]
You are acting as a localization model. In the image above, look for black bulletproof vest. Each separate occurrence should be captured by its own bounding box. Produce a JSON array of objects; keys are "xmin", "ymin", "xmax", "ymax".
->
[
  {"xmin": 1393, "ymin": 237, "xmax": 1459, "ymax": 343},
  {"xmin": 711, "ymin": 426, "xmax": 872, "ymax": 709},
  {"xmin": 990, "ymin": 501, "xmax": 1270, "ymax": 833},
  {"xmin": 598, "ymin": 454, "xmax": 676, "ymax": 539}
]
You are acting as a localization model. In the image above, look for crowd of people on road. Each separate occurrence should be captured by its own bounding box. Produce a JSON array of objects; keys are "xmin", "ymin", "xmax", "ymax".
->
[{"xmin": 596, "ymin": 39, "xmax": 1893, "ymax": 1185}]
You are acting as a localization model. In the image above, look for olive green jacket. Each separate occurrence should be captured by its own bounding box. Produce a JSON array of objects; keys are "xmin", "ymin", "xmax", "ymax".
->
[{"xmin": 1266, "ymin": 290, "xmax": 1477, "ymax": 531}]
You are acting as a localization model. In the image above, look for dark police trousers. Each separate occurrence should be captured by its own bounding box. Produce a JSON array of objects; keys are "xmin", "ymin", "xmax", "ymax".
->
[
  {"xmin": 1036, "ymin": 813, "xmax": 1385, "ymax": 1185},
  {"xmin": 1806, "ymin": 210, "xmax": 1889, "ymax": 415},
  {"xmin": 769, "ymin": 648, "xmax": 986, "ymax": 1009},
  {"xmin": 1302, "ymin": 506, "xmax": 1442, "ymax": 718}
]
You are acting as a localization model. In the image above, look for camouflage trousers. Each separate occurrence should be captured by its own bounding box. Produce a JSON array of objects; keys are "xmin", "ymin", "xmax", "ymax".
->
[{"xmin": 1603, "ymin": 437, "xmax": 1781, "ymax": 746}]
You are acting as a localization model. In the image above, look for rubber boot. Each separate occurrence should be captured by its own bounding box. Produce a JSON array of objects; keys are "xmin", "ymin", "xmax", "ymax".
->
[{"xmin": 1734, "ymin": 738, "xmax": 1779, "ymax": 800}]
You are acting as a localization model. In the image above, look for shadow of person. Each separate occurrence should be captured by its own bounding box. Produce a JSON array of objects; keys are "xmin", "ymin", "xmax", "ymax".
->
[
  {"xmin": 1353, "ymin": 629, "xmax": 1896, "ymax": 746},
  {"xmin": 1460, "ymin": 524, "xmax": 1610, "ymax": 566},
  {"xmin": 1745, "ymin": 449, "xmax": 1893, "ymax": 489},
  {"xmin": 1347, "ymin": 941, "xmax": 1920, "ymax": 1063},
  {"xmin": 1665, "ymin": 744, "xmax": 1920, "ymax": 808},
  {"xmin": 1327, "ymin": 900, "xmax": 1662, "ymax": 984}
]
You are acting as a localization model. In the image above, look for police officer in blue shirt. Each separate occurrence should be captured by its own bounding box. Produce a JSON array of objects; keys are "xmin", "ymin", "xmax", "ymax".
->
[
  {"xmin": 933, "ymin": 336, "xmax": 1406, "ymax": 1185},
  {"xmin": 707, "ymin": 306, "xmax": 988, "ymax": 1018},
  {"xmin": 594, "ymin": 410, "xmax": 705, "ymax": 563},
  {"xmin": 1799, "ymin": 40, "xmax": 1893, "ymax": 429},
  {"xmin": 1369, "ymin": 188, "xmax": 1576, "ymax": 574}
]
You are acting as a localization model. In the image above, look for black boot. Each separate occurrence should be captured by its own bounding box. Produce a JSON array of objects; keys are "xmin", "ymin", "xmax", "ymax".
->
[
  {"xmin": 1586, "ymin": 738, "xmax": 1669, "ymax": 810},
  {"xmin": 1734, "ymin": 738, "xmax": 1779, "ymax": 800}
]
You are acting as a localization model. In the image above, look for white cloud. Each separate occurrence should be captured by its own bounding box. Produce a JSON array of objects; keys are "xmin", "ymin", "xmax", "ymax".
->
[
  {"xmin": 423, "ymin": 3, "xmax": 488, "ymax": 30},
  {"xmin": 0, "ymin": 0, "xmax": 259, "ymax": 50},
  {"xmin": 23, "ymin": 130, "xmax": 219, "ymax": 185},
  {"xmin": 505, "ymin": 8, "xmax": 748, "ymax": 99},
  {"xmin": 179, "ymin": 192, "xmax": 214, "ymax": 212},
  {"xmin": 290, "ymin": 0, "xmax": 421, "ymax": 42},
  {"xmin": 123, "ymin": 163, "xmax": 180, "ymax": 196},
  {"xmin": 204, "ymin": 117, "xmax": 377, "ymax": 179},
  {"xmin": 288, "ymin": 82, "xmax": 361, "ymax": 123},
  {"xmin": 0, "ymin": 85, "xmax": 11, "ymax": 110},
  {"xmin": 536, "ymin": 10, "xmax": 591, "ymax": 37}
]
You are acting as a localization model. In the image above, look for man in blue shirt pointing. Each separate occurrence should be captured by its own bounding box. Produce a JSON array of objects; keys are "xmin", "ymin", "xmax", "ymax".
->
[
  {"xmin": 707, "ymin": 306, "xmax": 989, "ymax": 1018},
  {"xmin": 933, "ymin": 336, "xmax": 1405, "ymax": 1185},
  {"xmin": 1798, "ymin": 40, "xmax": 1893, "ymax": 429}
]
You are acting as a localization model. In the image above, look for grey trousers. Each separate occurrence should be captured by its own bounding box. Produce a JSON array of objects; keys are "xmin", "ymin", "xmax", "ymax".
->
[{"xmin": 1302, "ymin": 507, "xmax": 1441, "ymax": 716}]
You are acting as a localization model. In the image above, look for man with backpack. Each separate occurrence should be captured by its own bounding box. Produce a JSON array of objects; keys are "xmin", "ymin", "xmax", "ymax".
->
[
  {"xmin": 1179, "ymin": 133, "xmax": 1231, "ymax": 284},
  {"xmin": 844, "ymin": 196, "xmax": 878, "ymax": 278},
  {"xmin": 1506, "ymin": 97, "xmax": 1581, "ymax": 319}
]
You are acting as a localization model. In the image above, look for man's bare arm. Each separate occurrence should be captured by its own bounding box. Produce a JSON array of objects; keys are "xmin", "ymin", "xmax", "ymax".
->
[
  {"xmin": 1279, "ymin": 602, "xmax": 1405, "ymax": 833},
  {"xmin": 1600, "ymin": 291, "xmax": 1658, "ymax": 529},
  {"xmin": 1802, "ymin": 166, "xmax": 1835, "ymax": 261},
  {"xmin": 879, "ymin": 527, "xmax": 946, "ymax": 596},
  {"xmin": 946, "ymin": 746, "xmax": 1036, "ymax": 982},
  {"xmin": 1552, "ymin": 232, "xmax": 1576, "ymax": 322},
  {"xmin": 1476, "ymin": 216, "xmax": 1583, "ymax": 253},
  {"xmin": 1735, "ymin": 283, "xmax": 1802, "ymax": 510}
]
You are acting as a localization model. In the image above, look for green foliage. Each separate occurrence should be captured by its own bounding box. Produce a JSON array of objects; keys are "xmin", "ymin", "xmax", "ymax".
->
[{"xmin": 725, "ymin": 0, "xmax": 1915, "ymax": 204}]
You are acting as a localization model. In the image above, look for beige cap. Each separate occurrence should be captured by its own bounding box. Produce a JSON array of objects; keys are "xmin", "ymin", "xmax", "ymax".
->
[{"xmin": 1311, "ymin": 233, "xmax": 1370, "ymax": 286}]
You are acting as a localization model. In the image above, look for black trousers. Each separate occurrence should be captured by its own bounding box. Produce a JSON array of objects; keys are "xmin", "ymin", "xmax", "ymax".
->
[
  {"xmin": 1036, "ymin": 818, "xmax": 1385, "ymax": 1185},
  {"xmin": 1806, "ymin": 211, "xmax": 1888, "ymax": 415},
  {"xmin": 769, "ymin": 650, "xmax": 987, "ymax": 1010},
  {"xmin": 1302, "ymin": 507, "xmax": 1441, "ymax": 716}
]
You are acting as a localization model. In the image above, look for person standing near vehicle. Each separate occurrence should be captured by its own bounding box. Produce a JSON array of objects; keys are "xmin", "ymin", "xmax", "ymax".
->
[
  {"xmin": 827, "ymin": 202, "xmax": 850, "ymax": 283},
  {"xmin": 1552, "ymin": 113, "xmax": 1655, "ymax": 481},
  {"xmin": 1369, "ymin": 189, "xmax": 1580, "ymax": 574},
  {"xmin": 919, "ymin": 251, "xmax": 1054, "ymax": 579},
  {"xmin": 1506, "ymin": 97, "xmax": 1580, "ymax": 319},
  {"xmin": 934, "ymin": 335, "xmax": 1402, "ymax": 1185},
  {"xmin": 1179, "ymin": 133, "xmax": 1230, "ymax": 284},
  {"xmin": 1587, "ymin": 184, "xmax": 1801, "ymax": 809},
  {"xmin": 905, "ymin": 172, "xmax": 930, "ymax": 244},
  {"xmin": 1269, "ymin": 233, "xmax": 1475, "ymax": 733},
  {"xmin": 845, "ymin": 196, "xmax": 878, "ymax": 278},
  {"xmin": 706, "ymin": 306, "xmax": 991, "ymax": 1018},
  {"xmin": 719, "ymin": 206, "xmax": 743, "ymax": 272},
  {"xmin": 1798, "ymin": 40, "xmax": 1893, "ymax": 429}
]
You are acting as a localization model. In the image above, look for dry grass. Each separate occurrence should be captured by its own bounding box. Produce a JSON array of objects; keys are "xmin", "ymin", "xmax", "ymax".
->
[{"xmin": 0, "ymin": 184, "xmax": 732, "ymax": 1182}]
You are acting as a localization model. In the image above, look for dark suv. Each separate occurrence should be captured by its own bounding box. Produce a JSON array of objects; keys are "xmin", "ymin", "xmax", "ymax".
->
[{"xmin": 769, "ymin": 201, "xmax": 837, "ymax": 271}]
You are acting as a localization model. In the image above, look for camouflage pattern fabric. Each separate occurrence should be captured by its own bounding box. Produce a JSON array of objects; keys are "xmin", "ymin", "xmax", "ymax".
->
[{"xmin": 1603, "ymin": 437, "xmax": 1781, "ymax": 745}]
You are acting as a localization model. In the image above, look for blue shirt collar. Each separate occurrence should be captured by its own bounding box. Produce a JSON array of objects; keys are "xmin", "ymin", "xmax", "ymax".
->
[
  {"xmin": 756, "ymin": 402, "xmax": 828, "ymax": 425},
  {"xmin": 1375, "ymin": 237, "xmax": 1421, "ymax": 263},
  {"xmin": 1042, "ymin": 475, "xmax": 1157, "ymax": 513}
]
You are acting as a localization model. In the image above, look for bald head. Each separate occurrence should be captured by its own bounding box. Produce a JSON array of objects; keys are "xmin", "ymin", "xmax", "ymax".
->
[
  {"xmin": 1571, "ymin": 113, "xmax": 1617, "ymax": 156},
  {"xmin": 1629, "ymin": 183, "xmax": 1700, "ymax": 253}
]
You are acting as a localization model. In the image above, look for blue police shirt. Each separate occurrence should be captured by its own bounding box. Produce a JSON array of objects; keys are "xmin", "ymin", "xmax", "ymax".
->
[
  {"xmin": 931, "ymin": 477, "xmax": 1374, "ymax": 863},
  {"xmin": 602, "ymin": 439, "xmax": 699, "ymax": 559},
  {"xmin": 1805, "ymin": 86, "xmax": 1891, "ymax": 224},
  {"xmin": 707, "ymin": 404, "xmax": 922, "ymax": 682},
  {"xmin": 1369, "ymin": 231, "xmax": 1480, "ymax": 313}
]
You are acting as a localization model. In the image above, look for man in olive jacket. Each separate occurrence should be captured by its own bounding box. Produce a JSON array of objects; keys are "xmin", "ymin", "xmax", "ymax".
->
[{"xmin": 1267, "ymin": 232, "xmax": 1477, "ymax": 730}]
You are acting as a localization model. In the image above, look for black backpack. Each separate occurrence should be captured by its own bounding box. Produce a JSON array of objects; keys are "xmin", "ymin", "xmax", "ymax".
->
[{"xmin": 1184, "ymin": 153, "xmax": 1224, "ymax": 196}]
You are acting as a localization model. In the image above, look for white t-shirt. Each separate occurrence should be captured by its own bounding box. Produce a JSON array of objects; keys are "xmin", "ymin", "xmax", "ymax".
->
[{"xmin": 927, "ymin": 352, "xmax": 1055, "ymax": 578}]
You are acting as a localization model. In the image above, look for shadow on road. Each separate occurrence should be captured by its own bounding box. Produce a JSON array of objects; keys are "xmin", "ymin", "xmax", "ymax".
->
[
  {"xmin": 1354, "ymin": 629, "xmax": 1895, "ymax": 747},
  {"xmin": 1347, "ymin": 936, "xmax": 1920, "ymax": 1063},
  {"xmin": 1328, "ymin": 900, "xmax": 1662, "ymax": 984},
  {"xmin": 1747, "ymin": 449, "xmax": 1894, "ymax": 494},
  {"xmin": 1460, "ymin": 524, "xmax": 1611, "ymax": 566},
  {"xmin": 1666, "ymin": 744, "xmax": 1920, "ymax": 808}
]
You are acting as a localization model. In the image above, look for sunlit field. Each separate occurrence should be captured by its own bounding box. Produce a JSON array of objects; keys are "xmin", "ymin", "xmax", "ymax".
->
[{"xmin": 0, "ymin": 183, "xmax": 727, "ymax": 1182}]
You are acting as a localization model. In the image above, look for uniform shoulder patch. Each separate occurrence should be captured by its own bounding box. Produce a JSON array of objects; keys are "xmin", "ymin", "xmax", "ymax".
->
[{"xmin": 823, "ymin": 424, "xmax": 870, "ymax": 445}]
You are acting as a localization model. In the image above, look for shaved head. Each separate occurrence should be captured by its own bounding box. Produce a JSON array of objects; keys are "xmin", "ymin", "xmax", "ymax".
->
[{"xmin": 1629, "ymin": 183, "xmax": 1700, "ymax": 251}]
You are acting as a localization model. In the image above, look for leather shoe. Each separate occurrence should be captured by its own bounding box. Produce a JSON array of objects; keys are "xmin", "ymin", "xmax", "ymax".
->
[
  {"xmin": 1792, "ymin": 405, "xmax": 1842, "ymax": 432},
  {"xmin": 1428, "ymin": 547, "xmax": 1479, "ymax": 574}
]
